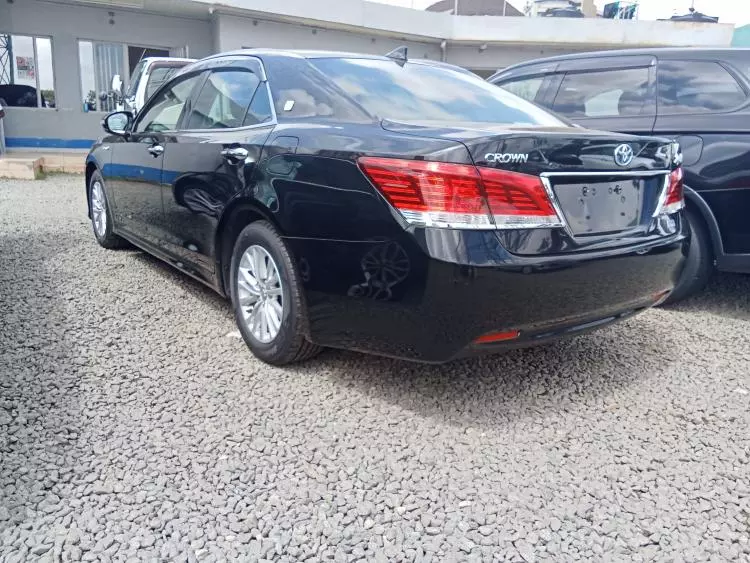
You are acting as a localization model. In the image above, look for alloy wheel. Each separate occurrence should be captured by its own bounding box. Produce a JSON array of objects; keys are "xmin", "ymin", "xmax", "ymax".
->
[
  {"xmin": 237, "ymin": 245, "xmax": 284, "ymax": 343},
  {"xmin": 91, "ymin": 181, "xmax": 107, "ymax": 237}
]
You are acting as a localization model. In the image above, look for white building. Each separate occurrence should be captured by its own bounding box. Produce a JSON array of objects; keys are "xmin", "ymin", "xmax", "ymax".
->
[{"xmin": 0, "ymin": 0, "xmax": 733, "ymax": 149}]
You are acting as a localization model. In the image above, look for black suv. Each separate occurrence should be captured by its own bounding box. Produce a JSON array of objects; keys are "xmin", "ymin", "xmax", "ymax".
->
[{"xmin": 490, "ymin": 48, "xmax": 750, "ymax": 302}]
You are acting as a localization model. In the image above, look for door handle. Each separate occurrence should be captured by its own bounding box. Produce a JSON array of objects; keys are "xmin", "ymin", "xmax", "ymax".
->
[
  {"xmin": 221, "ymin": 146, "xmax": 249, "ymax": 163},
  {"xmin": 147, "ymin": 145, "xmax": 164, "ymax": 157}
]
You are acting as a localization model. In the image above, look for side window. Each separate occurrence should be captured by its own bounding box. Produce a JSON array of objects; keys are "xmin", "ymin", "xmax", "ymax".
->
[
  {"xmin": 135, "ymin": 73, "xmax": 203, "ymax": 133},
  {"xmin": 499, "ymin": 77, "xmax": 545, "ymax": 102},
  {"xmin": 244, "ymin": 85, "xmax": 274, "ymax": 126},
  {"xmin": 658, "ymin": 61, "xmax": 746, "ymax": 114},
  {"xmin": 186, "ymin": 70, "xmax": 260, "ymax": 130},
  {"xmin": 265, "ymin": 57, "xmax": 371, "ymax": 122},
  {"xmin": 552, "ymin": 67, "xmax": 654, "ymax": 118}
]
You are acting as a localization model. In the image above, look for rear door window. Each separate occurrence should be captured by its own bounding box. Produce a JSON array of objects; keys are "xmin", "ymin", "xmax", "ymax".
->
[
  {"xmin": 264, "ymin": 56, "xmax": 372, "ymax": 123},
  {"xmin": 657, "ymin": 60, "xmax": 746, "ymax": 114},
  {"xmin": 551, "ymin": 67, "xmax": 654, "ymax": 118}
]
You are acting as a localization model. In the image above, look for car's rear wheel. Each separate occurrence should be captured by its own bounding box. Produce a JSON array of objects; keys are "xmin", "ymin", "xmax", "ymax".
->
[
  {"xmin": 89, "ymin": 170, "xmax": 128, "ymax": 249},
  {"xmin": 664, "ymin": 207, "xmax": 713, "ymax": 305},
  {"xmin": 230, "ymin": 220, "xmax": 323, "ymax": 365}
]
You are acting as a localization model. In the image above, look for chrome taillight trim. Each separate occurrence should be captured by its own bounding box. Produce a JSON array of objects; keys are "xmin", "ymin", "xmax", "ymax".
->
[{"xmin": 652, "ymin": 173, "xmax": 672, "ymax": 219}]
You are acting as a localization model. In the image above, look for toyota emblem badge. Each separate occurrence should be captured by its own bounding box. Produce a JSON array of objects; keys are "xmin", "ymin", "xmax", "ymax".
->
[{"xmin": 614, "ymin": 143, "xmax": 634, "ymax": 167}]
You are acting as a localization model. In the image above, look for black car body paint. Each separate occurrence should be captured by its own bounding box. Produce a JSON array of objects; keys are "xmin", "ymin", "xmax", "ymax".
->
[{"xmin": 86, "ymin": 50, "xmax": 687, "ymax": 363}]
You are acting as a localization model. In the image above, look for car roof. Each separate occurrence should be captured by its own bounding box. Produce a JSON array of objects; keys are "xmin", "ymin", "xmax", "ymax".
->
[
  {"xmin": 210, "ymin": 48, "xmax": 398, "ymax": 61},
  {"xmin": 140, "ymin": 56, "xmax": 195, "ymax": 63},
  {"xmin": 490, "ymin": 47, "xmax": 750, "ymax": 81},
  {"xmin": 202, "ymin": 48, "xmax": 470, "ymax": 73}
]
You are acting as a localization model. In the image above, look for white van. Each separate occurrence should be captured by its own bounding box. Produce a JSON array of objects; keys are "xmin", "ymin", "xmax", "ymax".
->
[{"xmin": 118, "ymin": 57, "xmax": 195, "ymax": 113}]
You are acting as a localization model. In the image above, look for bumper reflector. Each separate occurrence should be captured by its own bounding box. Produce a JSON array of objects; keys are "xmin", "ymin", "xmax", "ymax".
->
[{"xmin": 474, "ymin": 330, "xmax": 521, "ymax": 345}]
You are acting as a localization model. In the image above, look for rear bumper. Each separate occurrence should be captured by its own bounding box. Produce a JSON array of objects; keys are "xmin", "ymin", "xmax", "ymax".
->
[{"xmin": 286, "ymin": 228, "xmax": 688, "ymax": 363}]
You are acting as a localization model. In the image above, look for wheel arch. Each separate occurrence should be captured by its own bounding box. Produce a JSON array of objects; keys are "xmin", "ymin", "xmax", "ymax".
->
[
  {"xmin": 214, "ymin": 198, "xmax": 282, "ymax": 297},
  {"xmin": 683, "ymin": 185, "xmax": 723, "ymax": 260}
]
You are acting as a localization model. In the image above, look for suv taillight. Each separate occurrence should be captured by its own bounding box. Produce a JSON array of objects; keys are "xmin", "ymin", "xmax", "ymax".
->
[
  {"xmin": 358, "ymin": 157, "xmax": 561, "ymax": 230},
  {"xmin": 661, "ymin": 167, "xmax": 685, "ymax": 215}
]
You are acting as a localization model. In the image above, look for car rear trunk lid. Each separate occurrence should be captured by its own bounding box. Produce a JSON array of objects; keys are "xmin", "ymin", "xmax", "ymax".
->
[{"xmin": 381, "ymin": 120, "xmax": 679, "ymax": 254}]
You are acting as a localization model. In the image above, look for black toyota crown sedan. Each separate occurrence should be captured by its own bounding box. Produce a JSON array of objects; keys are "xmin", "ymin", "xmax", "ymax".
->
[{"xmin": 86, "ymin": 48, "xmax": 687, "ymax": 365}]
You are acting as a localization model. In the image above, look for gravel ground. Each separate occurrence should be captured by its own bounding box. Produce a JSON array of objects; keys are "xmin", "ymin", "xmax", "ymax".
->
[{"xmin": 1, "ymin": 175, "xmax": 749, "ymax": 563}]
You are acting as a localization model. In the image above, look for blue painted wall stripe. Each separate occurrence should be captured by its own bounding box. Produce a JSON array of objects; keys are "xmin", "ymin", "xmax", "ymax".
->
[{"xmin": 6, "ymin": 137, "xmax": 96, "ymax": 149}]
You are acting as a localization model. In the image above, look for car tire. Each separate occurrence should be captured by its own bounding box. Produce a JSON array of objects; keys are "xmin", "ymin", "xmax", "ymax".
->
[
  {"xmin": 663, "ymin": 207, "xmax": 713, "ymax": 305},
  {"xmin": 230, "ymin": 220, "xmax": 323, "ymax": 365},
  {"xmin": 89, "ymin": 170, "xmax": 129, "ymax": 249}
]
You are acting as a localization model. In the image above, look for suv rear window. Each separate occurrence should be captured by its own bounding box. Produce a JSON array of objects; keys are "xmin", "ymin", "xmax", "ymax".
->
[
  {"xmin": 309, "ymin": 58, "xmax": 564, "ymax": 126},
  {"xmin": 658, "ymin": 61, "xmax": 746, "ymax": 113}
]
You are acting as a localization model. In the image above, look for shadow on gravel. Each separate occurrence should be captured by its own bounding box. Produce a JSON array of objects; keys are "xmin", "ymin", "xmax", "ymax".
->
[
  {"xmin": 123, "ymin": 243, "xmax": 746, "ymax": 428},
  {"xmin": 130, "ymin": 251, "xmax": 228, "ymax": 311},
  {"xmin": 0, "ymin": 232, "xmax": 82, "ymax": 530},
  {"xmin": 667, "ymin": 273, "xmax": 750, "ymax": 322},
  {"xmin": 291, "ymin": 320, "xmax": 667, "ymax": 428}
]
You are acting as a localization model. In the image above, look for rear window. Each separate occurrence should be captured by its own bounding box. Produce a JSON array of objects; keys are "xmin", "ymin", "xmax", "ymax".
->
[{"xmin": 309, "ymin": 58, "xmax": 564, "ymax": 126}]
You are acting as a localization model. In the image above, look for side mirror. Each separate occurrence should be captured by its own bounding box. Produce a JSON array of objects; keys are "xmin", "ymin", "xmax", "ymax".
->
[
  {"xmin": 111, "ymin": 74, "xmax": 123, "ymax": 95},
  {"xmin": 102, "ymin": 111, "xmax": 133, "ymax": 136}
]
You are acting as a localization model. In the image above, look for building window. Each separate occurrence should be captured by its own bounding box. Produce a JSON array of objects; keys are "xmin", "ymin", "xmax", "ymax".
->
[
  {"xmin": 0, "ymin": 34, "xmax": 56, "ymax": 108},
  {"xmin": 78, "ymin": 40, "xmax": 170, "ymax": 112}
]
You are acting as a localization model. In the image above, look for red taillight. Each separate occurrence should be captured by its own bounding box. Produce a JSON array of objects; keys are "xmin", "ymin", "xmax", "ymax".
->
[
  {"xmin": 358, "ymin": 157, "xmax": 560, "ymax": 229},
  {"xmin": 358, "ymin": 157, "xmax": 492, "ymax": 228},
  {"xmin": 478, "ymin": 167, "xmax": 562, "ymax": 228},
  {"xmin": 661, "ymin": 167, "xmax": 685, "ymax": 215}
]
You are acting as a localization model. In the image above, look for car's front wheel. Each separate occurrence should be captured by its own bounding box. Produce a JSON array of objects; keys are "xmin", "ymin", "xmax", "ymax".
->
[
  {"xmin": 89, "ymin": 170, "xmax": 128, "ymax": 249},
  {"xmin": 230, "ymin": 221, "xmax": 322, "ymax": 365}
]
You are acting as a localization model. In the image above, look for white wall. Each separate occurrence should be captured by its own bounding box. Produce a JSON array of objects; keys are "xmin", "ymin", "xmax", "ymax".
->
[
  {"xmin": 197, "ymin": 0, "xmax": 734, "ymax": 47},
  {"xmin": 214, "ymin": 14, "xmax": 609, "ymax": 73},
  {"xmin": 214, "ymin": 14, "xmax": 442, "ymax": 60},
  {"xmin": 450, "ymin": 15, "xmax": 734, "ymax": 47}
]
